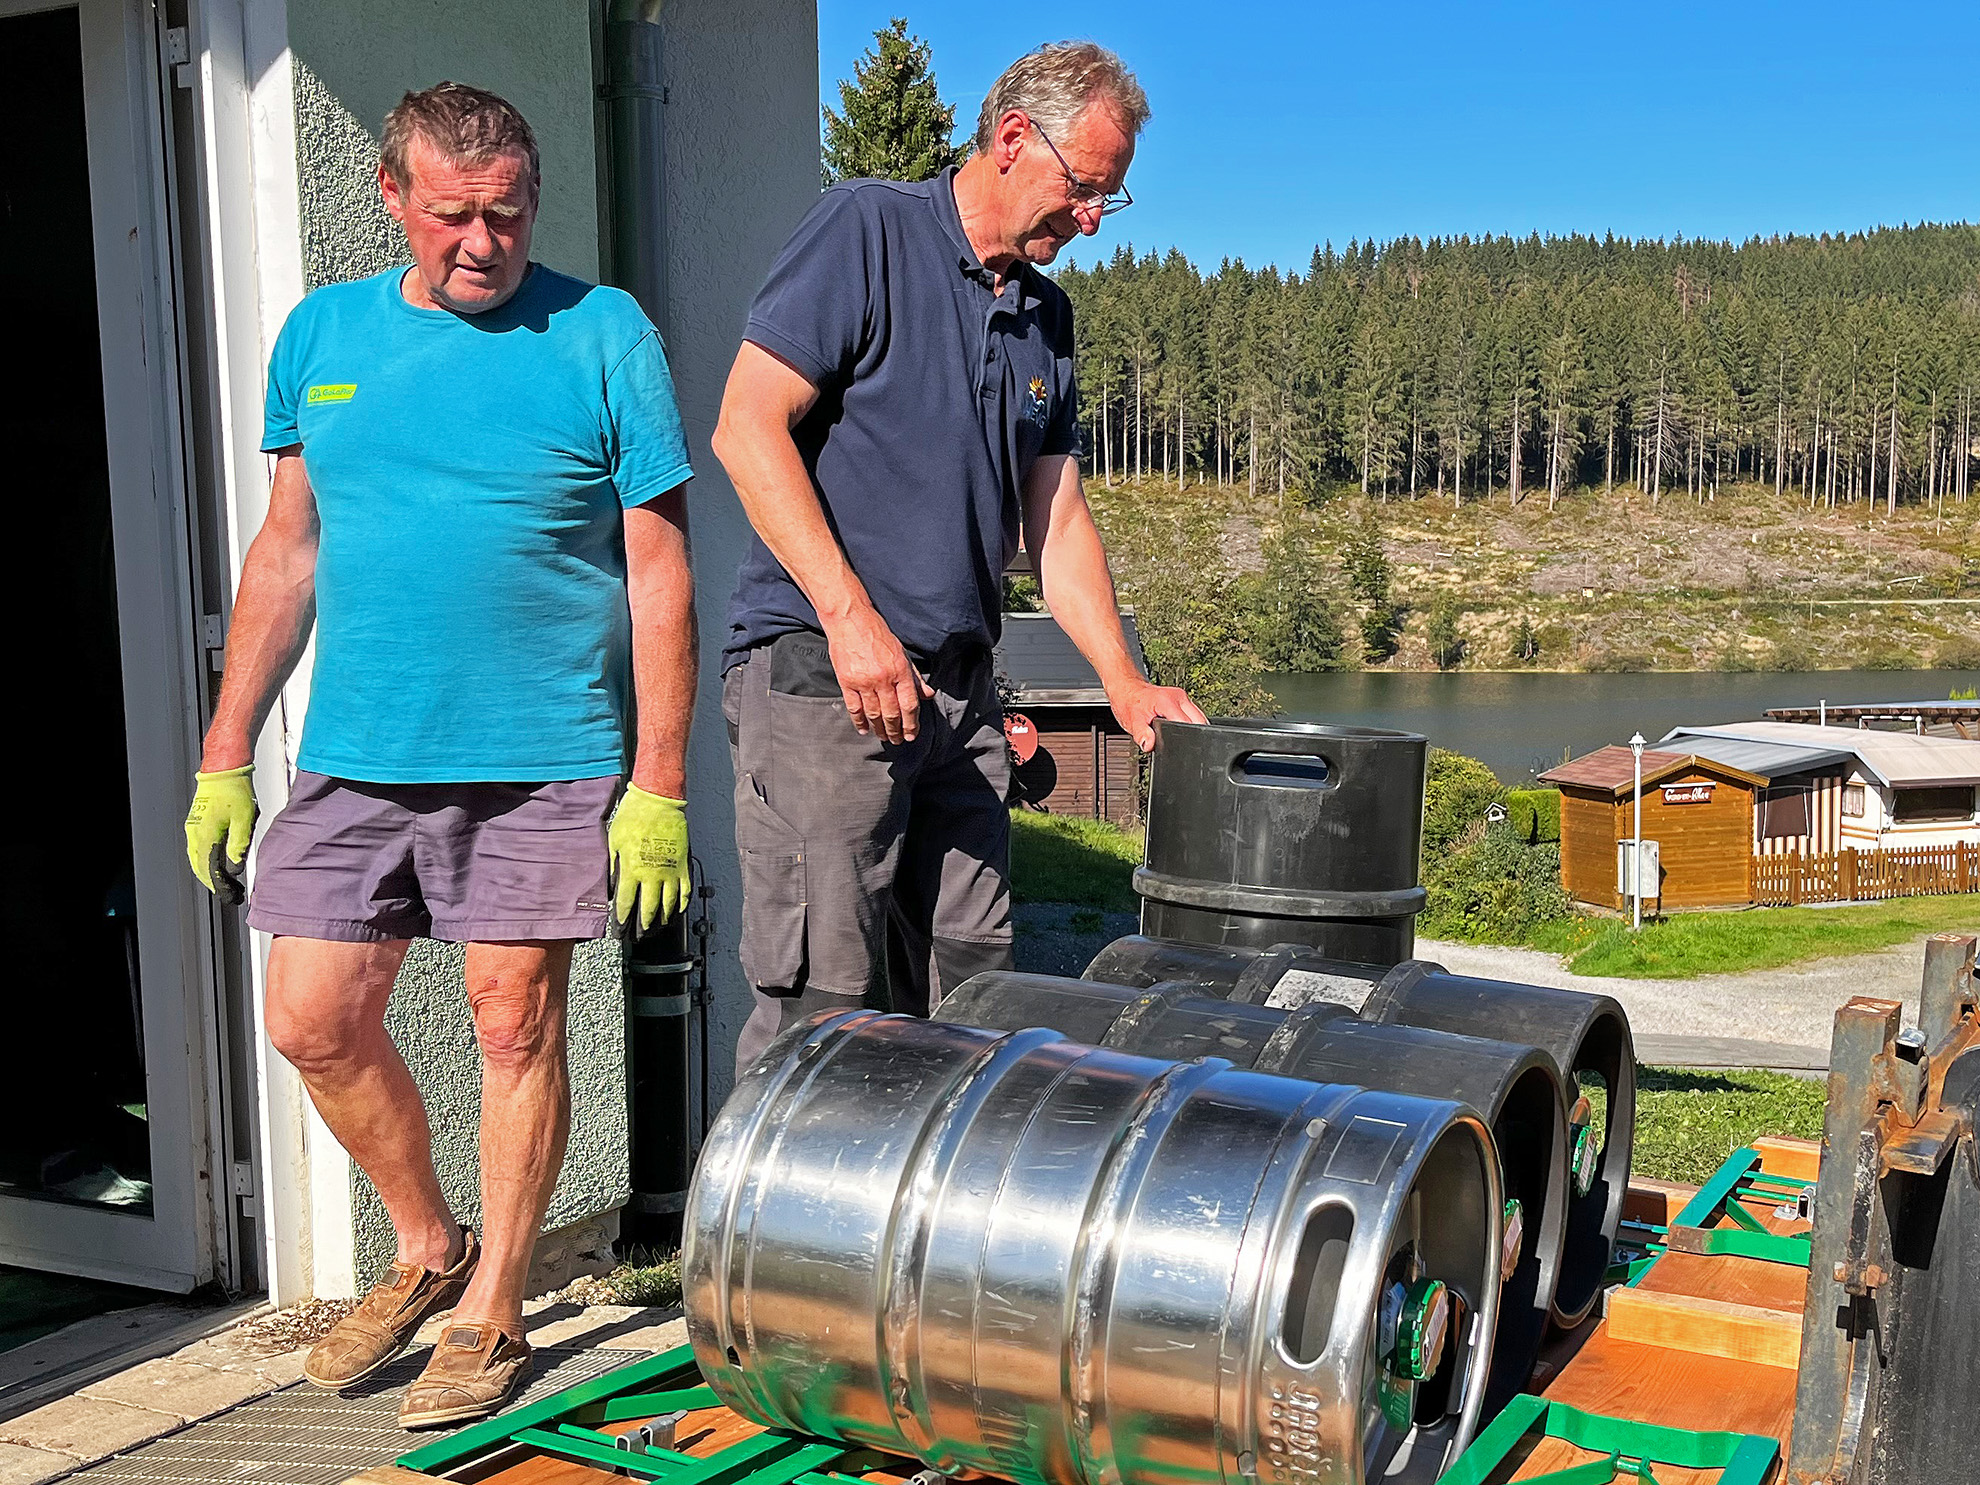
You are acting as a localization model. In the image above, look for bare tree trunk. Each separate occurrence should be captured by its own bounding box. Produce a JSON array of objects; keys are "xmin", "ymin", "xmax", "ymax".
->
[
  {"xmin": 1652, "ymin": 371, "xmax": 1667, "ymax": 505},
  {"xmin": 1605, "ymin": 406, "xmax": 1615, "ymax": 496},
  {"xmin": 1887, "ymin": 364, "xmax": 1900, "ymax": 517},
  {"xmin": 1775, "ymin": 352, "xmax": 1787, "ymax": 496},
  {"xmin": 1509, "ymin": 390, "xmax": 1523, "ymax": 506}
]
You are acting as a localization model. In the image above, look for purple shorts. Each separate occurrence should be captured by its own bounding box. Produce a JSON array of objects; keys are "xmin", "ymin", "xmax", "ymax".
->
[{"xmin": 246, "ymin": 771, "xmax": 619, "ymax": 943}]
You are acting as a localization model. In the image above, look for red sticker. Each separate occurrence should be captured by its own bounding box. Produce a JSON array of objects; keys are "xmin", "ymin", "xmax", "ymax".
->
[{"xmin": 1005, "ymin": 712, "xmax": 1039, "ymax": 763}]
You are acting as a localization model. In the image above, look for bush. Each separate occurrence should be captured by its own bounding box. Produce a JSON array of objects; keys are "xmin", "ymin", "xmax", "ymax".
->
[
  {"xmin": 1088, "ymin": 486, "xmax": 1276, "ymax": 717},
  {"xmin": 1428, "ymin": 600, "xmax": 1465, "ymax": 669},
  {"xmin": 1419, "ymin": 826, "xmax": 1574, "ymax": 944},
  {"xmin": 1423, "ymin": 748, "xmax": 1503, "ymax": 858},
  {"xmin": 1245, "ymin": 528, "xmax": 1349, "ymax": 672},
  {"xmin": 1505, "ymin": 787, "xmax": 1561, "ymax": 843}
]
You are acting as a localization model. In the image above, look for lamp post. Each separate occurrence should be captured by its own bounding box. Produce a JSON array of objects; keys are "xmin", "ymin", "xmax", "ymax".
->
[{"xmin": 1629, "ymin": 732, "xmax": 1646, "ymax": 931}]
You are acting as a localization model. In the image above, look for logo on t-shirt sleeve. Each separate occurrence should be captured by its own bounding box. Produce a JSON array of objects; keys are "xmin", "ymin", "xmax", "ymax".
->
[
  {"xmin": 307, "ymin": 384, "xmax": 357, "ymax": 405},
  {"xmin": 1025, "ymin": 375, "xmax": 1049, "ymax": 428}
]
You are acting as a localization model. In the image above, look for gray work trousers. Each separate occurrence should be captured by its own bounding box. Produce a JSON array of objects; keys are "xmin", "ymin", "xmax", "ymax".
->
[{"xmin": 726, "ymin": 631, "xmax": 1014, "ymax": 1072}]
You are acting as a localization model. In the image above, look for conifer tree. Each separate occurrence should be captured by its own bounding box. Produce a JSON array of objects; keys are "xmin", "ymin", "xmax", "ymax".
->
[{"xmin": 822, "ymin": 18, "xmax": 966, "ymax": 185}]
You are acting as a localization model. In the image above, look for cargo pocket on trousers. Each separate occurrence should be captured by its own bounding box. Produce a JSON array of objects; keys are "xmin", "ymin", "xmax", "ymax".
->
[{"xmin": 737, "ymin": 773, "xmax": 808, "ymax": 990}]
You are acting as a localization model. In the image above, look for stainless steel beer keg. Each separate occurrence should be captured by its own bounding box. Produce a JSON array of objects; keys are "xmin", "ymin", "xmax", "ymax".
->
[
  {"xmin": 934, "ymin": 972, "xmax": 1565, "ymax": 1419},
  {"xmin": 683, "ymin": 1010, "xmax": 1502, "ymax": 1485},
  {"xmin": 1085, "ymin": 936, "xmax": 1634, "ymax": 1328}
]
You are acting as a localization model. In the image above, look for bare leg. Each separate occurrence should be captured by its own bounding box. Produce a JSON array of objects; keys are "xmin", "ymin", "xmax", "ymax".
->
[
  {"xmin": 264, "ymin": 936, "xmax": 461, "ymax": 1272},
  {"xmin": 448, "ymin": 940, "xmax": 574, "ymax": 1337}
]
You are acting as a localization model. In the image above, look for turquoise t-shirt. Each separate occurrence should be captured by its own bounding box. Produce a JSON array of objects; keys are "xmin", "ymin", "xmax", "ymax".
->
[{"xmin": 261, "ymin": 265, "xmax": 693, "ymax": 783}]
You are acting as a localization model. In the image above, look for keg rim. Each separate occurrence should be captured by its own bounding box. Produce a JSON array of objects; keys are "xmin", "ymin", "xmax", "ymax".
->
[{"xmin": 1156, "ymin": 717, "xmax": 1430, "ymax": 745}]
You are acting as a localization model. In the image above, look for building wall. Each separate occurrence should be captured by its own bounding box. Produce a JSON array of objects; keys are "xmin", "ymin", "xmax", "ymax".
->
[
  {"xmin": 1617, "ymin": 768, "xmax": 1755, "ymax": 909},
  {"xmin": 1558, "ymin": 787, "xmax": 1620, "ymax": 909},
  {"xmin": 1561, "ymin": 770, "xmax": 1756, "ymax": 909},
  {"xmin": 657, "ymin": 0, "xmax": 821, "ymax": 1102},
  {"xmin": 1016, "ymin": 708, "xmax": 1141, "ymax": 827},
  {"xmin": 287, "ymin": 0, "xmax": 600, "ymax": 291},
  {"xmin": 1839, "ymin": 769, "xmax": 1980, "ymax": 848}
]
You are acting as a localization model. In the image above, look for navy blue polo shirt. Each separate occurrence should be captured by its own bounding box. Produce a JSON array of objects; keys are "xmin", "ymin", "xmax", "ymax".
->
[{"xmin": 723, "ymin": 167, "xmax": 1080, "ymax": 669}]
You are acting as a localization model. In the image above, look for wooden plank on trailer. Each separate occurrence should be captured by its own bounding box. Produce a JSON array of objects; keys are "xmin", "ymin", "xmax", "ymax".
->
[
  {"xmin": 1633, "ymin": 1249, "xmax": 1806, "ymax": 1314},
  {"xmin": 1753, "ymin": 1136, "xmax": 1821, "ymax": 1182},
  {"xmin": 339, "ymin": 1470, "xmax": 445, "ymax": 1485},
  {"xmin": 1512, "ymin": 1327, "xmax": 1795, "ymax": 1483},
  {"xmin": 1605, "ymin": 1286, "xmax": 1800, "ymax": 1369}
]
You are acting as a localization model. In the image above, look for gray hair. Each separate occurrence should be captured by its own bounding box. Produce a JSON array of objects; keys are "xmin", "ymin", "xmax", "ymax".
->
[
  {"xmin": 973, "ymin": 42, "xmax": 1150, "ymax": 152},
  {"xmin": 381, "ymin": 81, "xmax": 539, "ymax": 192}
]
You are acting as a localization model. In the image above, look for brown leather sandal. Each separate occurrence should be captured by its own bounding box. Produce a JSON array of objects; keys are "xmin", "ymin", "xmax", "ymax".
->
[
  {"xmin": 397, "ymin": 1319, "xmax": 533, "ymax": 1429},
  {"xmin": 303, "ymin": 1227, "xmax": 479, "ymax": 1390}
]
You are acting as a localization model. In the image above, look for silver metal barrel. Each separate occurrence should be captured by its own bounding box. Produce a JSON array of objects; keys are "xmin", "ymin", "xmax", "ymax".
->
[{"xmin": 683, "ymin": 1010, "xmax": 1502, "ymax": 1485}]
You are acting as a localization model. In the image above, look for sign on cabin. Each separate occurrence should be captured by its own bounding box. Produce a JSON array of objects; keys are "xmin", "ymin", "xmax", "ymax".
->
[{"xmin": 1661, "ymin": 782, "xmax": 1715, "ymax": 805}]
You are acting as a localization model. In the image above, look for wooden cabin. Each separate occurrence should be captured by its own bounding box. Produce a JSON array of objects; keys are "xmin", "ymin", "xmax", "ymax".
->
[
  {"xmin": 1540, "ymin": 748, "xmax": 1767, "ymax": 911},
  {"xmin": 993, "ymin": 611, "xmax": 1145, "ymax": 828}
]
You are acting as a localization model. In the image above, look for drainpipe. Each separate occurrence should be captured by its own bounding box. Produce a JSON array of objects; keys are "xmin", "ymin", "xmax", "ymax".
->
[
  {"xmin": 604, "ymin": 0, "xmax": 667, "ymax": 331},
  {"xmin": 603, "ymin": 0, "xmax": 700, "ymax": 1248}
]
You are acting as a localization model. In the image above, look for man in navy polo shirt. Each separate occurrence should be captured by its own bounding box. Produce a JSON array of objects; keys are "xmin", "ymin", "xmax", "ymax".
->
[{"xmin": 714, "ymin": 41, "xmax": 1203, "ymax": 1067}]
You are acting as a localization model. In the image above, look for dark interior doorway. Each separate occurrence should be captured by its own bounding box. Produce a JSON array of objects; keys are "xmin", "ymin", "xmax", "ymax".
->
[{"xmin": 0, "ymin": 6, "xmax": 153, "ymax": 1216}]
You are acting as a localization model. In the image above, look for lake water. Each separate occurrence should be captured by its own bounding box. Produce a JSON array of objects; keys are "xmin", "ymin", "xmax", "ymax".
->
[{"xmin": 1269, "ymin": 670, "xmax": 1980, "ymax": 782}]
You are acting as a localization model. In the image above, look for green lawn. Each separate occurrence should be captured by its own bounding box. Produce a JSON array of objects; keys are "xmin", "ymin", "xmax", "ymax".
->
[
  {"xmin": 1621, "ymin": 1066, "xmax": 1828, "ymax": 1185},
  {"xmin": 1008, "ymin": 810, "xmax": 1141, "ymax": 911},
  {"xmin": 1524, "ymin": 894, "xmax": 1980, "ymax": 979}
]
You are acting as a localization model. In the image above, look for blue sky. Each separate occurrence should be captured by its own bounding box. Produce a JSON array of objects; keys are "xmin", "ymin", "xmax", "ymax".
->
[{"xmin": 819, "ymin": 1, "xmax": 1980, "ymax": 274}]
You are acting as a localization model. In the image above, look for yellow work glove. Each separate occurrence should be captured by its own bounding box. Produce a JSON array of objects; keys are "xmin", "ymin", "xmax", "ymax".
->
[
  {"xmin": 185, "ymin": 764, "xmax": 258, "ymax": 906},
  {"xmin": 608, "ymin": 785, "xmax": 691, "ymax": 936}
]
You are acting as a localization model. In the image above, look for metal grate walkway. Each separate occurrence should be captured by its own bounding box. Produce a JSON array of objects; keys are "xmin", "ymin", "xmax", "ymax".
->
[{"xmin": 72, "ymin": 1345, "xmax": 642, "ymax": 1485}]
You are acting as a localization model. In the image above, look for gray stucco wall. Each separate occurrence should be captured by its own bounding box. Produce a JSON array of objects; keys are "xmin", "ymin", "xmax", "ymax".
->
[
  {"xmin": 287, "ymin": 0, "xmax": 601, "ymax": 290},
  {"xmin": 351, "ymin": 939, "xmax": 628, "ymax": 1285},
  {"xmin": 658, "ymin": 0, "xmax": 822, "ymax": 1103}
]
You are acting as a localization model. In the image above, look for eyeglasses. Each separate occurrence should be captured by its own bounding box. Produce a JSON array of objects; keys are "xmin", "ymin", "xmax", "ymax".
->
[{"xmin": 1029, "ymin": 120, "xmax": 1133, "ymax": 218}]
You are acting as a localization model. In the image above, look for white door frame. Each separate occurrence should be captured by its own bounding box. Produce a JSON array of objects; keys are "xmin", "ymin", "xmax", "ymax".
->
[
  {"xmin": 0, "ymin": 0, "xmax": 227, "ymax": 1291},
  {"xmin": 175, "ymin": 0, "xmax": 348, "ymax": 1306}
]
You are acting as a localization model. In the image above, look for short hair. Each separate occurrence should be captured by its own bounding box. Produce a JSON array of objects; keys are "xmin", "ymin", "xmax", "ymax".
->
[
  {"xmin": 973, "ymin": 42, "xmax": 1150, "ymax": 153},
  {"xmin": 381, "ymin": 81, "xmax": 539, "ymax": 192}
]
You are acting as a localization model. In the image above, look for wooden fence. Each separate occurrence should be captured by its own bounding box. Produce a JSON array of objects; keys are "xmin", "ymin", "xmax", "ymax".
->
[{"xmin": 1752, "ymin": 843, "xmax": 1980, "ymax": 906}]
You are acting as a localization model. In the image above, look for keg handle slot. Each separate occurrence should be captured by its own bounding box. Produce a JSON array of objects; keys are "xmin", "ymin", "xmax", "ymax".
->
[{"xmin": 1231, "ymin": 751, "xmax": 1334, "ymax": 790}]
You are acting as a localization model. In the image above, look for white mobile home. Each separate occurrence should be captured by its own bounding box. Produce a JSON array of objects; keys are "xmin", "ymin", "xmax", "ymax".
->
[{"xmin": 1663, "ymin": 722, "xmax": 1980, "ymax": 854}]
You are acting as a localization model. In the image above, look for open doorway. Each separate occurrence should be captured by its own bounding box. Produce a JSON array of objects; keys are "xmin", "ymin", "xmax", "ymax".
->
[{"xmin": 0, "ymin": 5, "xmax": 153, "ymax": 1219}]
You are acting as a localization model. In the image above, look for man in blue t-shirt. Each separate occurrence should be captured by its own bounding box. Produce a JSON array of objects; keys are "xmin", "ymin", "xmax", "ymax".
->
[
  {"xmin": 180, "ymin": 84, "xmax": 695, "ymax": 1426},
  {"xmin": 714, "ymin": 42, "xmax": 1203, "ymax": 1069}
]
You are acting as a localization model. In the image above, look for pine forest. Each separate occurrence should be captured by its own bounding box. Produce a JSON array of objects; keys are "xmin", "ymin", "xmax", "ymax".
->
[{"xmin": 1059, "ymin": 225, "xmax": 1980, "ymax": 512}]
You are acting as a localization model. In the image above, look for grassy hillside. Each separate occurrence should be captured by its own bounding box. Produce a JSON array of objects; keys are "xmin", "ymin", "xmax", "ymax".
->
[{"xmin": 1091, "ymin": 474, "xmax": 1980, "ymax": 674}]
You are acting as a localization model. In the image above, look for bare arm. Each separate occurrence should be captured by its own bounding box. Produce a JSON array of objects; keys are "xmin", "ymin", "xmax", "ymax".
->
[
  {"xmin": 199, "ymin": 449, "xmax": 320, "ymax": 772},
  {"xmin": 1021, "ymin": 453, "xmax": 1207, "ymax": 750},
  {"xmin": 710, "ymin": 341, "xmax": 930, "ymax": 744},
  {"xmin": 624, "ymin": 486, "xmax": 696, "ymax": 798}
]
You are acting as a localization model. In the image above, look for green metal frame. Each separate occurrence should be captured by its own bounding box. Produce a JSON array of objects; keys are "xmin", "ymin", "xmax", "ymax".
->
[
  {"xmin": 1437, "ymin": 1394, "xmax": 1779, "ymax": 1485},
  {"xmin": 395, "ymin": 1346, "xmax": 872, "ymax": 1485},
  {"xmin": 1616, "ymin": 1147, "xmax": 1812, "ymax": 1286}
]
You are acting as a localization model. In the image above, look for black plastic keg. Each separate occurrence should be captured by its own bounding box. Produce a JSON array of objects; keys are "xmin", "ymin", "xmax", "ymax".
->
[
  {"xmin": 936, "ymin": 971, "xmax": 1566, "ymax": 1417},
  {"xmin": 1137, "ymin": 720, "xmax": 1428, "ymax": 966},
  {"xmin": 1083, "ymin": 935, "xmax": 1635, "ymax": 1329}
]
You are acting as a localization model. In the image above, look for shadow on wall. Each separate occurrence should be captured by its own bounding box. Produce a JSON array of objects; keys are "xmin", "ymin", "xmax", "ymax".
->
[{"xmin": 293, "ymin": 64, "xmax": 406, "ymax": 290}]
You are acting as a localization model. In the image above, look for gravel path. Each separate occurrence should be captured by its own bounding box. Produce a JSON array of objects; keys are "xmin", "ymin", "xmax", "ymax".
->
[{"xmin": 1417, "ymin": 935, "xmax": 1925, "ymax": 1065}]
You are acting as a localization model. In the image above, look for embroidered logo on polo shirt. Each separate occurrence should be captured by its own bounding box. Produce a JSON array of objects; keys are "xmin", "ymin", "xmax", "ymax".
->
[
  {"xmin": 307, "ymin": 384, "xmax": 357, "ymax": 404},
  {"xmin": 1025, "ymin": 375, "xmax": 1049, "ymax": 427}
]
